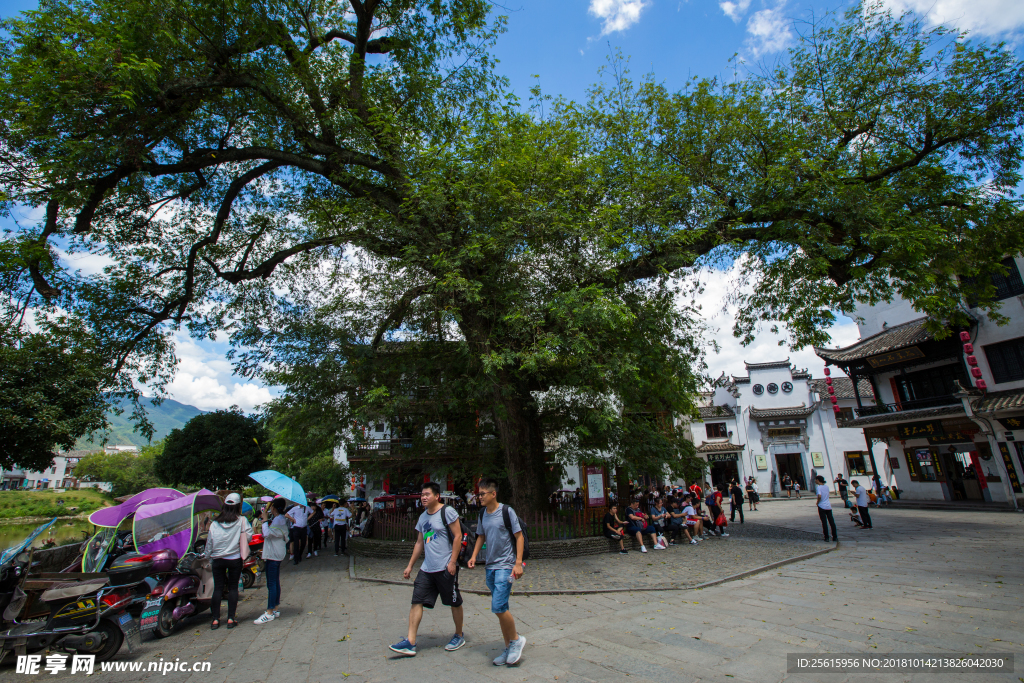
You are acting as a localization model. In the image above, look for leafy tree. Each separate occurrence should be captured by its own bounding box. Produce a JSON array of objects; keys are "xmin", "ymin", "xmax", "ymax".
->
[
  {"xmin": 296, "ymin": 454, "xmax": 350, "ymax": 498},
  {"xmin": 75, "ymin": 442, "xmax": 161, "ymax": 497},
  {"xmin": 154, "ymin": 409, "xmax": 270, "ymax": 490},
  {"xmin": 0, "ymin": 0, "xmax": 1021, "ymax": 513},
  {"xmin": 0, "ymin": 331, "xmax": 107, "ymax": 471}
]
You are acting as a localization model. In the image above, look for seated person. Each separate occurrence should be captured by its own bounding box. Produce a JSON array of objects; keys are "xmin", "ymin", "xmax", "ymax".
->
[
  {"xmin": 680, "ymin": 496, "xmax": 703, "ymax": 543},
  {"xmin": 666, "ymin": 500, "xmax": 686, "ymax": 544},
  {"xmin": 603, "ymin": 504, "xmax": 628, "ymax": 555},
  {"xmin": 624, "ymin": 500, "xmax": 663, "ymax": 552}
]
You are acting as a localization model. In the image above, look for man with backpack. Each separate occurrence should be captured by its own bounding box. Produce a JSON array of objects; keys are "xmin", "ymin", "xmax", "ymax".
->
[
  {"xmin": 389, "ymin": 482, "xmax": 465, "ymax": 657},
  {"xmin": 467, "ymin": 478, "xmax": 527, "ymax": 667}
]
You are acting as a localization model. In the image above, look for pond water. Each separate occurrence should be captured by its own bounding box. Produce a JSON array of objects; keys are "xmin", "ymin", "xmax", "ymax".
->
[{"xmin": 0, "ymin": 519, "xmax": 96, "ymax": 553}]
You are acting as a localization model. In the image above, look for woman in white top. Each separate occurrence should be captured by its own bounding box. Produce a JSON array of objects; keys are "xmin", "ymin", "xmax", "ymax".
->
[
  {"xmin": 254, "ymin": 498, "xmax": 289, "ymax": 624},
  {"xmin": 204, "ymin": 492, "xmax": 252, "ymax": 629}
]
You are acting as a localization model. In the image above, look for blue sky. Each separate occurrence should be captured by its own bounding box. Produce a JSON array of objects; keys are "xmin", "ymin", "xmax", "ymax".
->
[{"xmin": 3, "ymin": 0, "xmax": 1023, "ymax": 412}]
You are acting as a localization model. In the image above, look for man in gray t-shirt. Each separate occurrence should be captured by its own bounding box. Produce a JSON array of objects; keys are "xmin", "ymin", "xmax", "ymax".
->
[
  {"xmin": 467, "ymin": 478, "xmax": 527, "ymax": 666},
  {"xmin": 477, "ymin": 503, "xmax": 522, "ymax": 570},
  {"xmin": 389, "ymin": 483, "xmax": 465, "ymax": 658}
]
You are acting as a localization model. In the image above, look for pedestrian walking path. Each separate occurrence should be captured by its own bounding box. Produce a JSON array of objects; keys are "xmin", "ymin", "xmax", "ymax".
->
[{"xmin": 4, "ymin": 500, "xmax": 1021, "ymax": 682}]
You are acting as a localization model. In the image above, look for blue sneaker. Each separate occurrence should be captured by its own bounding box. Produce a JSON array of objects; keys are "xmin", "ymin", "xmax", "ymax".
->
[
  {"xmin": 444, "ymin": 633, "xmax": 466, "ymax": 651},
  {"xmin": 389, "ymin": 638, "xmax": 417, "ymax": 657}
]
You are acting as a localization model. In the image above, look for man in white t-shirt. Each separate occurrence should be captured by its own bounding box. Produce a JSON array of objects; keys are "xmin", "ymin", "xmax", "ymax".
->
[
  {"xmin": 814, "ymin": 475, "xmax": 837, "ymax": 542},
  {"xmin": 332, "ymin": 503, "xmax": 352, "ymax": 556},
  {"xmin": 287, "ymin": 503, "xmax": 308, "ymax": 565},
  {"xmin": 851, "ymin": 480, "xmax": 873, "ymax": 529}
]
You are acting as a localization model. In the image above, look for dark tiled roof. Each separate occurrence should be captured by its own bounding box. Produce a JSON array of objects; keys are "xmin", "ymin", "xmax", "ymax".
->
[
  {"xmin": 731, "ymin": 376, "xmax": 750, "ymax": 384},
  {"xmin": 974, "ymin": 388, "xmax": 1024, "ymax": 413},
  {"xmin": 814, "ymin": 317, "xmax": 934, "ymax": 364},
  {"xmin": 809, "ymin": 378, "xmax": 876, "ymax": 400},
  {"xmin": 837, "ymin": 404, "xmax": 965, "ymax": 428},
  {"xmin": 792, "ymin": 371, "xmax": 811, "ymax": 379},
  {"xmin": 696, "ymin": 441, "xmax": 745, "ymax": 453},
  {"xmin": 749, "ymin": 404, "xmax": 817, "ymax": 419},
  {"xmin": 744, "ymin": 359, "xmax": 791, "ymax": 369},
  {"xmin": 698, "ymin": 405, "xmax": 735, "ymax": 419}
]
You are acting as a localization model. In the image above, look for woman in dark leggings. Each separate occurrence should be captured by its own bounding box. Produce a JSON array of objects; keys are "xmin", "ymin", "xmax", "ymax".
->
[
  {"xmin": 308, "ymin": 503, "xmax": 324, "ymax": 555},
  {"xmin": 205, "ymin": 492, "xmax": 251, "ymax": 629}
]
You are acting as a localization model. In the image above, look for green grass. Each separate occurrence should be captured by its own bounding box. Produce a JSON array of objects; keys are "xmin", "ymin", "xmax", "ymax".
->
[{"xmin": 0, "ymin": 489, "xmax": 114, "ymax": 520}]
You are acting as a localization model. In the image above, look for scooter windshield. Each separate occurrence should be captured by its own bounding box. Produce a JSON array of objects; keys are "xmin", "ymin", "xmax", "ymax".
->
[
  {"xmin": 81, "ymin": 527, "xmax": 119, "ymax": 573},
  {"xmin": 0, "ymin": 518, "xmax": 57, "ymax": 566}
]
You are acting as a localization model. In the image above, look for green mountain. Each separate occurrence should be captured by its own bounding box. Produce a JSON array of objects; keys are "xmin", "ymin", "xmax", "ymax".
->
[{"xmin": 75, "ymin": 398, "xmax": 206, "ymax": 449}]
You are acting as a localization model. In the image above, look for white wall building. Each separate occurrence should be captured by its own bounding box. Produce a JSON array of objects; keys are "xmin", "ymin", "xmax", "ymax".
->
[
  {"xmin": 685, "ymin": 360, "xmax": 887, "ymax": 495},
  {"xmin": 815, "ymin": 255, "xmax": 1024, "ymax": 505}
]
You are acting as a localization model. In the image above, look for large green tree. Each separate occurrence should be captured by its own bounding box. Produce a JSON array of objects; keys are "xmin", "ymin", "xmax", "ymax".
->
[
  {"xmin": 154, "ymin": 409, "xmax": 270, "ymax": 490},
  {"xmin": 0, "ymin": 1, "xmax": 1021, "ymax": 512}
]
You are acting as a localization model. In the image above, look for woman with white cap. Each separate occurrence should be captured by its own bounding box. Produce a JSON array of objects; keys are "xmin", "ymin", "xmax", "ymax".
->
[
  {"xmin": 204, "ymin": 492, "xmax": 252, "ymax": 629},
  {"xmin": 254, "ymin": 497, "xmax": 288, "ymax": 624}
]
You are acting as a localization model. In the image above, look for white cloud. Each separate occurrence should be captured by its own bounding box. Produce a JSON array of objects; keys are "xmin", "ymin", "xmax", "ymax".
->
[
  {"xmin": 745, "ymin": 4, "xmax": 794, "ymax": 56},
  {"xmin": 589, "ymin": 0, "xmax": 650, "ymax": 35},
  {"xmin": 163, "ymin": 332, "xmax": 276, "ymax": 412},
  {"xmin": 879, "ymin": 0, "xmax": 1024, "ymax": 37},
  {"xmin": 720, "ymin": 0, "xmax": 752, "ymax": 22},
  {"xmin": 687, "ymin": 262, "xmax": 861, "ymax": 383}
]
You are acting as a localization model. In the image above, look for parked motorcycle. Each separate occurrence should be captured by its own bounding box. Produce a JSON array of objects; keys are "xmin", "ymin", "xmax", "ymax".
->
[{"xmin": 0, "ymin": 520, "xmax": 145, "ymax": 664}]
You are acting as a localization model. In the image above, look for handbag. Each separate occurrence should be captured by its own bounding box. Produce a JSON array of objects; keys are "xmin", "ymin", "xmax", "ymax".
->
[
  {"xmin": 238, "ymin": 519, "xmax": 251, "ymax": 561},
  {"xmin": 715, "ymin": 513, "xmax": 728, "ymax": 528}
]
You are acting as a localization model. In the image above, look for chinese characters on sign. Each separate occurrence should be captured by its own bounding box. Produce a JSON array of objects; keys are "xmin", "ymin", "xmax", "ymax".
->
[
  {"xmin": 585, "ymin": 465, "xmax": 605, "ymax": 507},
  {"xmin": 897, "ymin": 421, "xmax": 944, "ymax": 439},
  {"xmin": 865, "ymin": 346, "xmax": 926, "ymax": 368},
  {"xmin": 997, "ymin": 443, "xmax": 1022, "ymax": 493},
  {"xmin": 997, "ymin": 416, "xmax": 1024, "ymax": 431},
  {"xmin": 927, "ymin": 430, "xmax": 978, "ymax": 445}
]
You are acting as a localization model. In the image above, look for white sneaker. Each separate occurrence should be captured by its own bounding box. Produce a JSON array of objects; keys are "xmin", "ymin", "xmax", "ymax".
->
[
  {"xmin": 690, "ymin": 539, "xmax": 698, "ymax": 545},
  {"xmin": 254, "ymin": 612, "xmax": 275, "ymax": 624},
  {"xmin": 306, "ymin": 553, "xmax": 311, "ymax": 558},
  {"xmin": 506, "ymin": 635, "xmax": 526, "ymax": 666},
  {"xmin": 273, "ymin": 610, "xmax": 280, "ymax": 618},
  {"xmin": 720, "ymin": 533, "xmax": 730, "ymax": 537},
  {"xmin": 653, "ymin": 543, "xmax": 665, "ymax": 550},
  {"xmin": 314, "ymin": 551, "xmax": 318, "ymax": 557},
  {"xmin": 640, "ymin": 545, "xmax": 648, "ymax": 553},
  {"xmin": 493, "ymin": 647, "xmax": 509, "ymax": 666}
]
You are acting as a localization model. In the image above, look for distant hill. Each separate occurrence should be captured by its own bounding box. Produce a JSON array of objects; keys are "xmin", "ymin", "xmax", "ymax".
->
[{"xmin": 75, "ymin": 397, "xmax": 206, "ymax": 449}]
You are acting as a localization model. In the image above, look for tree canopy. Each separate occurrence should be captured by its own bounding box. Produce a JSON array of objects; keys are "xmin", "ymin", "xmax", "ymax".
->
[
  {"xmin": 0, "ymin": 0, "xmax": 1021, "ymax": 511},
  {"xmin": 75, "ymin": 441, "xmax": 160, "ymax": 497},
  {"xmin": 154, "ymin": 409, "xmax": 269, "ymax": 490}
]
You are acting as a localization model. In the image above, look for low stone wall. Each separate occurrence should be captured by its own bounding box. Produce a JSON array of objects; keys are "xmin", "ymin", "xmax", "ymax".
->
[{"xmin": 351, "ymin": 521, "xmax": 817, "ymax": 560}]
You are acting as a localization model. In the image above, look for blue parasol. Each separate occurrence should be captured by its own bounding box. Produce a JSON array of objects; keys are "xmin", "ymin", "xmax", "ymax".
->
[{"xmin": 249, "ymin": 470, "xmax": 307, "ymax": 505}]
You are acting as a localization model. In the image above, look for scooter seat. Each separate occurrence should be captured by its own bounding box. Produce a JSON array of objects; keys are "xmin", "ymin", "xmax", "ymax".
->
[{"xmin": 41, "ymin": 579, "xmax": 109, "ymax": 602}]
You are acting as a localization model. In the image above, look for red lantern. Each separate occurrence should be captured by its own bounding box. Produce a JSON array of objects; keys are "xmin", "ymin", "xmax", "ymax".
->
[
  {"xmin": 976, "ymin": 379, "xmax": 987, "ymax": 391},
  {"xmin": 823, "ymin": 367, "xmax": 831, "ymax": 376},
  {"xmin": 959, "ymin": 331, "xmax": 971, "ymax": 342},
  {"xmin": 825, "ymin": 377, "xmax": 833, "ymax": 385},
  {"xmin": 833, "ymin": 405, "xmax": 842, "ymax": 413},
  {"xmin": 966, "ymin": 355, "xmax": 978, "ymax": 366},
  {"xmin": 828, "ymin": 386, "xmax": 835, "ymax": 395},
  {"xmin": 971, "ymin": 367, "xmax": 983, "ymax": 378},
  {"xmin": 963, "ymin": 343, "xmax": 974, "ymax": 354},
  {"xmin": 830, "ymin": 395, "xmax": 838, "ymax": 404}
]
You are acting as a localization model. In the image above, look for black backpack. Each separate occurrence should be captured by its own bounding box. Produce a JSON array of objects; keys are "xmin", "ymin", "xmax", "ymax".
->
[
  {"xmin": 477, "ymin": 505, "xmax": 530, "ymax": 562},
  {"xmin": 441, "ymin": 505, "xmax": 477, "ymax": 567}
]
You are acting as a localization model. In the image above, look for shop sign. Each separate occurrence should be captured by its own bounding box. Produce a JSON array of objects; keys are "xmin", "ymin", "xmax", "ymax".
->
[
  {"xmin": 927, "ymin": 430, "xmax": 977, "ymax": 445},
  {"xmin": 866, "ymin": 346, "xmax": 925, "ymax": 368},
  {"xmin": 811, "ymin": 452, "xmax": 825, "ymax": 467},
  {"xmin": 755, "ymin": 455, "xmax": 768, "ymax": 470},
  {"xmin": 707, "ymin": 453, "xmax": 738, "ymax": 463},
  {"xmin": 997, "ymin": 416, "xmax": 1024, "ymax": 431},
  {"xmin": 897, "ymin": 420, "xmax": 944, "ymax": 439},
  {"xmin": 585, "ymin": 465, "xmax": 606, "ymax": 507},
  {"xmin": 997, "ymin": 443, "xmax": 1022, "ymax": 493},
  {"xmin": 889, "ymin": 456, "xmax": 900, "ymax": 470}
]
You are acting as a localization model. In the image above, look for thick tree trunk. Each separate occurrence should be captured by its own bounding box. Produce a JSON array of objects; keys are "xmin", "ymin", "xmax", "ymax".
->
[{"xmin": 491, "ymin": 384, "xmax": 548, "ymax": 515}]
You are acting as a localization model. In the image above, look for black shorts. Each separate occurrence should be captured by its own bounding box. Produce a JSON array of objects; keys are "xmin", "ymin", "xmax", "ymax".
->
[{"xmin": 411, "ymin": 569, "xmax": 462, "ymax": 609}]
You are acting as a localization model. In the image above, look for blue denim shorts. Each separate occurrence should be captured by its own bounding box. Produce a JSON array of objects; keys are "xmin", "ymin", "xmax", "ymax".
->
[{"xmin": 485, "ymin": 567, "xmax": 513, "ymax": 614}]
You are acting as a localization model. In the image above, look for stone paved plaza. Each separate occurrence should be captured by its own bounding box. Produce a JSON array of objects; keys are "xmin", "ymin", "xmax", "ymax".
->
[{"xmin": 2, "ymin": 500, "xmax": 1022, "ymax": 682}]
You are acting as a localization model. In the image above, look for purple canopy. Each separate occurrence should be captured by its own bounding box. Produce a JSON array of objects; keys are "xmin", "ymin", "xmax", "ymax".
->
[
  {"xmin": 88, "ymin": 488, "xmax": 184, "ymax": 528},
  {"xmin": 133, "ymin": 489, "xmax": 223, "ymax": 557}
]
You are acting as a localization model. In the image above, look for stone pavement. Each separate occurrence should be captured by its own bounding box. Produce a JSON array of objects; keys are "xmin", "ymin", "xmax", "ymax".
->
[{"xmin": 2, "ymin": 500, "xmax": 1022, "ymax": 682}]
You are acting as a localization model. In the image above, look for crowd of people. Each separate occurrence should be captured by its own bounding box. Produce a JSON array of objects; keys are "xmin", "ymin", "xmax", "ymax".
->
[{"xmin": 599, "ymin": 479, "xmax": 759, "ymax": 553}]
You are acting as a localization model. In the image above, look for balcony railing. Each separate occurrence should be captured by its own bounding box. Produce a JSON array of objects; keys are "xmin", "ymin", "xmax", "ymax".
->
[
  {"xmin": 854, "ymin": 394, "xmax": 960, "ymax": 418},
  {"xmin": 349, "ymin": 436, "xmax": 499, "ymax": 459}
]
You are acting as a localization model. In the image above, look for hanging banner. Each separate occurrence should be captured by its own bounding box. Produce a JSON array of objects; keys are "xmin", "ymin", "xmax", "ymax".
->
[
  {"xmin": 585, "ymin": 466, "xmax": 606, "ymax": 507},
  {"xmin": 997, "ymin": 442, "xmax": 1022, "ymax": 493}
]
